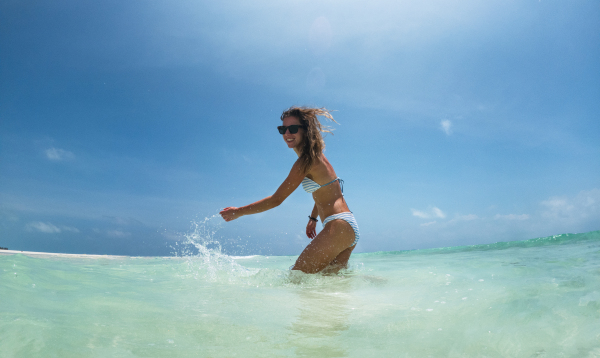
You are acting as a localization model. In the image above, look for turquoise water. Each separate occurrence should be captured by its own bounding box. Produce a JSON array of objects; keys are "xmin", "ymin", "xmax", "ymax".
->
[{"xmin": 2, "ymin": 229, "xmax": 600, "ymax": 357}]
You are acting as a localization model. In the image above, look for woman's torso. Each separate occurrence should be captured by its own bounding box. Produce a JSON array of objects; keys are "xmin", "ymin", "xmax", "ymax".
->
[{"xmin": 304, "ymin": 154, "xmax": 350, "ymax": 220}]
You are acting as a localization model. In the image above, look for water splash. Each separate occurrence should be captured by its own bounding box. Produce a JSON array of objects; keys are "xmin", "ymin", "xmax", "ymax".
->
[
  {"xmin": 173, "ymin": 213, "xmax": 364, "ymax": 286},
  {"xmin": 174, "ymin": 214, "xmax": 254, "ymax": 282},
  {"xmin": 3, "ymin": 229, "xmax": 600, "ymax": 357},
  {"xmin": 181, "ymin": 214, "xmax": 224, "ymax": 256}
]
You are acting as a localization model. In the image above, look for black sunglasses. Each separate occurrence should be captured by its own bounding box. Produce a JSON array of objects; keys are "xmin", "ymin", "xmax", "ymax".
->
[{"xmin": 277, "ymin": 125, "xmax": 304, "ymax": 134}]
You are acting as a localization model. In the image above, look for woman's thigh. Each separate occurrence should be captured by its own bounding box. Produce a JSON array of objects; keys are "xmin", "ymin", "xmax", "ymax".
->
[
  {"xmin": 292, "ymin": 219, "xmax": 355, "ymax": 274},
  {"xmin": 331, "ymin": 245, "xmax": 356, "ymax": 267}
]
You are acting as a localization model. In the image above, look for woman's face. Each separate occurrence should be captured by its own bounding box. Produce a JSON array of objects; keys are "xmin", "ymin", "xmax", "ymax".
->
[{"xmin": 281, "ymin": 116, "xmax": 304, "ymax": 149}]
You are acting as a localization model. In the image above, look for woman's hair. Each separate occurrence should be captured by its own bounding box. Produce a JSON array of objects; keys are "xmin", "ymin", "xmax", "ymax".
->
[{"xmin": 280, "ymin": 106, "xmax": 337, "ymax": 173}]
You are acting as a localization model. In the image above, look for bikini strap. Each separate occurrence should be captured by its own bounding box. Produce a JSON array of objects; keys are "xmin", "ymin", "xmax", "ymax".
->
[
  {"xmin": 321, "ymin": 177, "xmax": 339, "ymax": 187},
  {"xmin": 337, "ymin": 178, "xmax": 351, "ymax": 212},
  {"xmin": 323, "ymin": 177, "xmax": 344, "ymax": 194}
]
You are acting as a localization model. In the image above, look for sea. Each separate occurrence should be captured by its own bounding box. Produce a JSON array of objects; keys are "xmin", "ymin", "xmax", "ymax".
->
[{"xmin": 1, "ymin": 223, "xmax": 599, "ymax": 357}]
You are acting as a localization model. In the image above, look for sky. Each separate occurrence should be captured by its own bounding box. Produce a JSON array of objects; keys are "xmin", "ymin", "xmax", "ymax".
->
[{"xmin": 1, "ymin": 0, "xmax": 599, "ymax": 256}]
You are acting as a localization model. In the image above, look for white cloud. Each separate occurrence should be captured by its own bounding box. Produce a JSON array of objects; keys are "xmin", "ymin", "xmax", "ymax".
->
[
  {"xmin": 26, "ymin": 221, "xmax": 61, "ymax": 233},
  {"xmin": 541, "ymin": 189, "xmax": 600, "ymax": 223},
  {"xmin": 542, "ymin": 198, "xmax": 572, "ymax": 213},
  {"xmin": 412, "ymin": 207, "xmax": 446, "ymax": 219},
  {"xmin": 432, "ymin": 207, "xmax": 446, "ymax": 219},
  {"xmin": 411, "ymin": 209, "xmax": 430, "ymax": 219},
  {"xmin": 494, "ymin": 214, "xmax": 529, "ymax": 221},
  {"xmin": 440, "ymin": 119, "xmax": 452, "ymax": 135},
  {"xmin": 45, "ymin": 147, "xmax": 75, "ymax": 161},
  {"xmin": 421, "ymin": 221, "xmax": 437, "ymax": 226},
  {"xmin": 60, "ymin": 225, "xmax": 80, "ymax": 233},
  {"xmin": 25, "ymin": 222, "xmax": 80, "ymax": 233}
]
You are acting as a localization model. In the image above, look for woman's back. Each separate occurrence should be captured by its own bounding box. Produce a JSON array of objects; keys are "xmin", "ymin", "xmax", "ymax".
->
[{"xmin": 304, "ymin": 154, "xmax": 350, "ymax": 219}]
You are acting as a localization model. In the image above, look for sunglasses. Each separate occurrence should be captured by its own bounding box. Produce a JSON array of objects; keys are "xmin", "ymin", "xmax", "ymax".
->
[{"xmin": 277, "ymin": 125, "xmax": 304, "ymax": 134}]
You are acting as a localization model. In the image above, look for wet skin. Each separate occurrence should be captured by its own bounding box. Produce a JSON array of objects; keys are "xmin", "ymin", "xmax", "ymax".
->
[{"xmin": 220, "ymin": 116, "xmax": 355, "ymax": 273}]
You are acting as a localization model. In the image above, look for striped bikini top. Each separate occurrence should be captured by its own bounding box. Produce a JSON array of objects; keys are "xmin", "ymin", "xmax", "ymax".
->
[{"xmin": 301, "ymin": 177, "xmax": 344, "ymax": 194}]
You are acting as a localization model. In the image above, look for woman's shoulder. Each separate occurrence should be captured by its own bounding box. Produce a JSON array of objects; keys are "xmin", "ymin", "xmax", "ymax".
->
[{"xmin": 307, "ymin": 155, "xmax": 335, "ymax": 179}]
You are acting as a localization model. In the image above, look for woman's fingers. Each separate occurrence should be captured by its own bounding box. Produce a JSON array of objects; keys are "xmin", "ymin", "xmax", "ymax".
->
[
  {"xmin": 220, "ymin": 207, "xmax": 238, "ymax": 221},
  {"xmin": 306, "ymin": 223, "xmax": 314, "ymax": 238},
  {"xmin": 306, "ymin": 227, "xmax": 316, "ymax": 239}
]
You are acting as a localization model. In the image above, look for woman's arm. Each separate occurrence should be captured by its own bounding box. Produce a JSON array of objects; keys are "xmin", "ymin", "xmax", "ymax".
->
[
  {"xmin": 306, "ymin": 203, "xmax": 318, "ymax": 239},
  {"xmin": 220, "ymin": 160, "xmax": 306, "ymax": 222},
  {"xmin": 310, "ymin": 203, "xmax": 318, "ymax": 219}
]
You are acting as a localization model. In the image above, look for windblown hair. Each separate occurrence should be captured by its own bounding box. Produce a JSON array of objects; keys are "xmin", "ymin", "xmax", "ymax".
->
[{"xmin": 280, "ymin": 106, "xmax": 337, "ymax": 174}]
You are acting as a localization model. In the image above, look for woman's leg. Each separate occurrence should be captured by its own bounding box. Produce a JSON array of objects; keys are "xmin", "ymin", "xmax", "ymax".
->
[
  {"xmin": 292, "ymin": 219, "xmax": 355, "ymax": 274},
  {"xmin": 318, "ymin": 245, "xmax": 356, "ymax": 274},
  {"xmin": 330, "ymin": 245, "xmax": 356, "ymax": 267}
]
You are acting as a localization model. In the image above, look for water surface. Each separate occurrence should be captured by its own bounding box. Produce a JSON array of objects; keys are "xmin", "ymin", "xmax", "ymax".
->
[{"xmin": 2, "ymin": 230, "xmax": 599, "ymax": 357}]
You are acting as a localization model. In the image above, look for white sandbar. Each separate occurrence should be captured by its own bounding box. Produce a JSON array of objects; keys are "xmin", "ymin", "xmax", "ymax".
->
[{"xmin": 0, "ymin": 249, "xmax": 127, "ymax": 259}]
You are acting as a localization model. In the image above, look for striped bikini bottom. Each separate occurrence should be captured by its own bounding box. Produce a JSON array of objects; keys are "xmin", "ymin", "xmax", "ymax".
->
[{"xmin": 323, "ymin": 212, "xmax": 360, "ymax": 247}]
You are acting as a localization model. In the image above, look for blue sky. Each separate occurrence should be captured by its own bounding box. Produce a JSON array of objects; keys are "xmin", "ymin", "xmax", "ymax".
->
[{"xmin": 1, "ymin": 0, "xmax": 599, "ymax": 256}]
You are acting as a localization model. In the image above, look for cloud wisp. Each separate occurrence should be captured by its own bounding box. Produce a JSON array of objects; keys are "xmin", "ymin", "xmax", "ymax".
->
[
  {"xmin": 45, "ymin": 147, "xmax": 75, "ymax": 161},
  {"xmin": 25, "ymin": 222, "xmax": 80, "ymax": 233},
  {"xmin": 412, "ymin": 207, "xmax": 446, "ymax": 219},
  {"xmin": 541, "ymin": 189, "xmax": 600, "ymax": 225},
  {"xmin": 440, "ymin": 120, "xmax": 452, "ymax": 135}
]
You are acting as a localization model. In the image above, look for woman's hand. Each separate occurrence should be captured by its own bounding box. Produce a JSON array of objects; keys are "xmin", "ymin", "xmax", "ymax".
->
[
  {"xmin": 220, "ymin": 207, "xmax": 240, "ymax": 222},
  {"xmin": 306, "ymin": 219, "xmax": 317, "ymax": 239}
]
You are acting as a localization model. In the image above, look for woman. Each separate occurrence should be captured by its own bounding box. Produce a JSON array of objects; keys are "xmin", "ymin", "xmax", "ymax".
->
[{"xmin": 220, "ymin": 107, "xmax": 359, "ymax": 273}]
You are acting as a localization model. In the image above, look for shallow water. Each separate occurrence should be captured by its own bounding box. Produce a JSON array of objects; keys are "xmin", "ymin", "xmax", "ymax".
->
[{"xmin": 1, "ymin": 230, "xmax": 600, "ymax": 357}]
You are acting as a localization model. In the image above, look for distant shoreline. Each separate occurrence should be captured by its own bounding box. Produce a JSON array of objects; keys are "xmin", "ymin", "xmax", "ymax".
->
[
  {"xmin": 0, "ymin": 249, "xmax": 128, "ymax": 259},
  {"xmin": 0, "ymin": 249, "xmax": 265, "ymax": 260}
]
